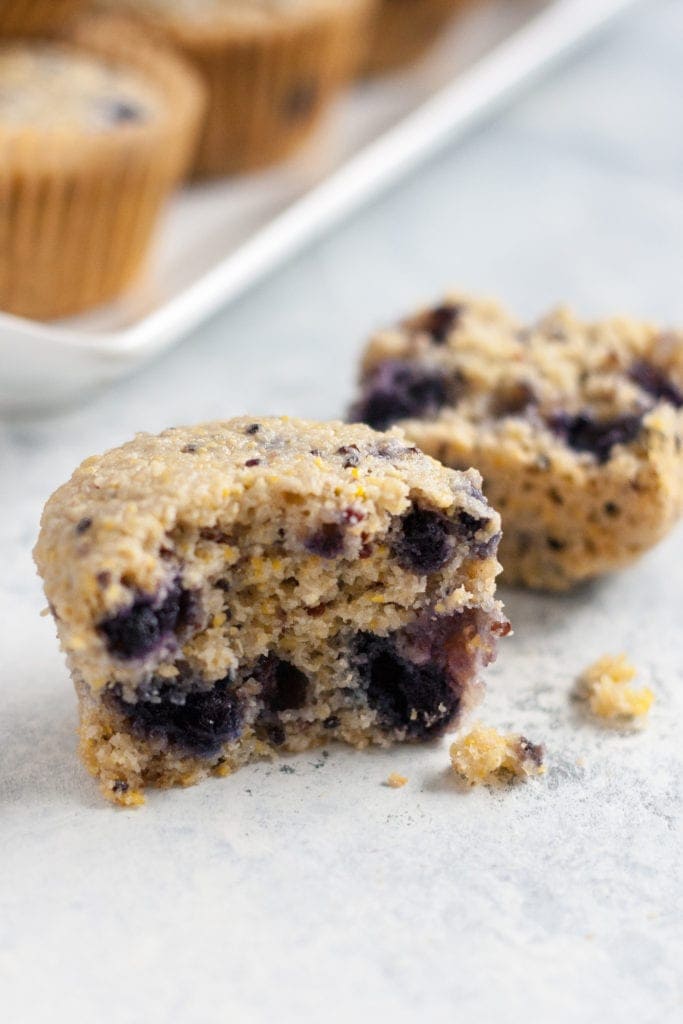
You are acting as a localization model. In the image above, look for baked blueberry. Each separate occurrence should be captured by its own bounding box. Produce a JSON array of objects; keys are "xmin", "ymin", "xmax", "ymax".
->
[{"xmin": 349, "ymin": 360, "xmax": 450, "ymax": 431}]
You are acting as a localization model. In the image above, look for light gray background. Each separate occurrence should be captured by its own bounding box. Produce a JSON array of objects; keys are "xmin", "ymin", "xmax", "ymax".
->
[{"xmin": 2, "ymin": 1, "xmax": 682, "ymax": 1021}]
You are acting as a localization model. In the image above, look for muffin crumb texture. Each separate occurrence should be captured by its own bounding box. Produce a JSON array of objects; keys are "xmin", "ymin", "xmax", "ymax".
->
[
  {"xmin": 578, "ymin": 655, "xmax": 654, "ymax": 721},
  {"xmin": 385, "ymin": 772, "xmax": 408, "ymax": 788},
  {"xmin": 449, "ymin": 724, "xmax": 545, "ymax": 785}
]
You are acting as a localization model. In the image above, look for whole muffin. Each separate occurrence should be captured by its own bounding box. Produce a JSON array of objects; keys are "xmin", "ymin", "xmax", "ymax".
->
[
  {"xmin": 94, "ymin": 0, "xmax": 375, "ymax": 177},
  {"xmin": 364, "ymin": 0, "xmax": 474, "ymax": 75},
  {"xmin": 0, "ymin": 16, "xmax": 204, "ymax": 321},
  {"xmin": 0, "ymin": 0, "xmax": 88, "ymax": 37}
]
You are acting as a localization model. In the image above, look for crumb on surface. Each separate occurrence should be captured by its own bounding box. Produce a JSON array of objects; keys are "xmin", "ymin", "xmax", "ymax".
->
[
  {"xmin": 579, "ymin": 654, "xmax": 654, "ymax": 720},
  {"xmin": 385, "ymin": 772, "xmax": 408, "ymax": 788},
  {"xmin": 449, "ymin": 724, "xmax": 545, "ymax": 785}
]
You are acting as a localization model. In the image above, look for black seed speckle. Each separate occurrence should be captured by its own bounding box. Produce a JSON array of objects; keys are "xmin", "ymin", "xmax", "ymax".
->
[
  {"xmin": 393, "ymin": 506, "xmax": 455, "ymax": 574},
  {"xmin": 323, "ymin": 715, "xmax": 340, "ymax": 730},
  {"xmin": 112, "ymin": 780, "xmax": 129, "ymax": 794},
  {"xmin": 245, "ymin": 458, "xmax": 261, "ymax": 467},
  {"xmin": 245, "ymin": 423, "xmax": 261, "ymax": 435},
  {"xmin": 76, "ymin": 517, "xmax": 92, "ymax": 535},
  {"xmin": 350, "ymin": 360, "xmax": 450, "ymax": 431}
]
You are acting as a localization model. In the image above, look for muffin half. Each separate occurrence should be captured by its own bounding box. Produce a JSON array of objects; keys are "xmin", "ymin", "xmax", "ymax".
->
[{"xmin": 35, "ymin": 416, "xmax": 508, "ymax": 804}]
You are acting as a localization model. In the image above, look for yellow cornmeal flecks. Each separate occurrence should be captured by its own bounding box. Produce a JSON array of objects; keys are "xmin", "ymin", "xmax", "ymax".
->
[
  {"xmin": 385, "ymin": 772, "xmax": 408, "ymax": 788},
  {"xmin": 579, "ymin": 654, "xmax": 654, "ymax": 721},
  {"xmin": 449, "ymin": 724, "xmax": 545, "ymax": 785}
]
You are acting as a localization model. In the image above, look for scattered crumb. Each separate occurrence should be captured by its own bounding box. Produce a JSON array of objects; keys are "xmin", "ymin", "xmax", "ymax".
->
[
  {"xmin": 104, "ymin": 781, "xmax": 145, "ymax": 808},
  {"xmin": 449, "ymin": 724, "xmax": 545, "ymax": 786},
  {"xmin": 578, "ymin": 654, "xmax": 654, "ymax": 721},
  {"xmin": 385, "ymin": 772, "xmax": 408, "ymax": 789}
]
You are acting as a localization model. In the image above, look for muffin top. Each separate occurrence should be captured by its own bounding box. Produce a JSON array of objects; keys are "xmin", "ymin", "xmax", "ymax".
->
[
  {"xmin": 100, "ymin": 0, "xmax": 357, "ymax": 30},
  {"xmin": 0, "ymin": 44, "xmax": 164, "ymax": 132}
]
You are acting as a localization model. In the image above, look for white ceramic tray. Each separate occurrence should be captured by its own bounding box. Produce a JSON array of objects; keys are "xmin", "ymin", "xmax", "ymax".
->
[{"xmin": 0, "ymin": 0, "xmax": 638, "ymax": 414}]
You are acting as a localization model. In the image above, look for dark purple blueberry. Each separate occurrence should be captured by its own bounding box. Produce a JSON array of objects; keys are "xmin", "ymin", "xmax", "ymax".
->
[
  {"xmin": 548, "ymin": 411, "xmax": 643, "ymax": 464},
  {"xmin": 457, "ymin": 511, "xmax": 489, "ymax": 539},
  {"xmin": 283, "ymin": 80, "xmax": 319, "ymax": 121},
  {"xmin": 245, "ymin": 423, "xmax": 261, "ymax": 435},
  {"xmin": 76, "ymin": 517, "xmax": 92, "ymax": 535},
  {"xmin": 111, "ymin": 678, "xmax": 242, "ymax": 756},
  {"xmin": 629, "ymin": 360, "xmax": 683, "ymax": 408},
  {"xmin": 353, "ymin": 633, "xmax": 459, "ymax": 739},
  {"xmin": 245, "ymin": 458, "xmax": 261, "ymax": 467},
  {"xmin": 112, "ymin": 780, "xmax": 129, "ymax": 794},
  {"xmin": 306, "ymin": 522, "xmax": 346, "ymax": 559},
  {"xmin": 257, "ymin": 656, "xmax": 309, "ymax": 713},
  {"xmin": 99, "ymin": 579, "xmax": 198, "ymax": 661},
  {"xmin": 350, "ymin": 360, "xmax": 450, "ymax": 431},
  {"xmin": 410, "ymin": 303, "xmax": 462, "ymax": 344},
  {"xmin": 393, "ymin": 506, "xmax": 455, "ymax": 574}
]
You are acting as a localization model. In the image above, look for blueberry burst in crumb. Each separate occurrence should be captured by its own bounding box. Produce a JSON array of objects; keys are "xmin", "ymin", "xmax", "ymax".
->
[
  {"xmin": 35, "ymin": 416, "xmax": 507, "ymax": 804},
  {"xmin": 351, "ymin": 293, "xmax": 683, "ymax": 590}
]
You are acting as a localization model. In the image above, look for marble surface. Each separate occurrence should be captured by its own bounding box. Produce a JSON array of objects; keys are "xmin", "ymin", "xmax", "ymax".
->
[{"xmin": 2, "ymin": 0, "xmax": 682, "ymax": 1021}]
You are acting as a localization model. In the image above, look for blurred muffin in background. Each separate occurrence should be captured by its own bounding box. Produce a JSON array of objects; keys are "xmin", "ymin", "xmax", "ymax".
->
[
  {"xmin": 94, "ymin": 0, "xmax": 376, "ymax": 177},
  {"xmin": 0, "ymin": 0, "xmax": 88, "ymax": 37},
  {"xmin": 364, "ymin": 0, "xmax": 474, "ymax": 74},
  {"xmin": 0, "ymin": 16, "xmax": 205, "ymax": 320}
]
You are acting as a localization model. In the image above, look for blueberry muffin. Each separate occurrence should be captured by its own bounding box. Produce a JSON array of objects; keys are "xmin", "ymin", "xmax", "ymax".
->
[
  {"xmin": 34, "ymin": 416, "xmax": 508, "ymax": 805},
  {"xmin": 350, "ymin": 294, "xmax": 683, "ymax": 590},
  {"xmin": 0, "ymin": 16, "xmax": 204, "ymax": 320},
  {"xmin": 364, "ymin": 0, "xmax": 474, "ymax": 75},
  {"xmin": 94, "ymin": 0, "xmax": 375, "ymax": 176},
  {"xmin": 0, "ymin": 0, "xmax": 88, "ymax": 38}
]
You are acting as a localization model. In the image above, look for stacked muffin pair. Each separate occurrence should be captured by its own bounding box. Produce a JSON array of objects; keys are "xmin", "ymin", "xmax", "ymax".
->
[{"xmin": 0, "ymin": 1, "xmax": 474, "ymax": 321}]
